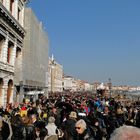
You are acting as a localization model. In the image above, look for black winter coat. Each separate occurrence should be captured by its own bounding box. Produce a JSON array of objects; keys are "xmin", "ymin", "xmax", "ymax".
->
[
  {"xmin": 11, "ymin": 124, "xmax": 25, "ymax": 140},
  {"xmin": 61, "ymin": 118, "xmax": 77, "ymax": 140},
  {"xmin": 76, "ymin": 129, "xmax": 95, "ymax": 140},
  {"xmin": 1, "ymin": 121, "xmax": 10, "ymax": 140},
  {"xmin": 25, "ymin": 124, "xmax": 36, "ymax": 140}
]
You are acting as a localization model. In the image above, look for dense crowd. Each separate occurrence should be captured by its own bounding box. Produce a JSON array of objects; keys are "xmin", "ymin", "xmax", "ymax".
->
[{"xmin": 0, "ymin": 92, "xmax": 140, "ymax": 140}]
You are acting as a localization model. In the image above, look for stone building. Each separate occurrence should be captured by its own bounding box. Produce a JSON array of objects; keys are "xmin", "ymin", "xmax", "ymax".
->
[
  {"xmin": 62, "ymin": 75, "xmax": 74, "ymax": 92},
  {"xmin": 48, "ymin": 55, "xmax": 63, "ymax": 93},
  {"xmin": 0, "ymin": 0, "xmax": 27, "ymax": 106}
]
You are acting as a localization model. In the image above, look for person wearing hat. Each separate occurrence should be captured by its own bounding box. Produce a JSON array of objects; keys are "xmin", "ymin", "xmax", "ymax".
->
[
  {"xmin": 69, "ymin": 111, "xmax": 77, "ymax": 119},
  {"xmin": 61, "ymin": 111, "xmax": 78, "ymax": 140}
]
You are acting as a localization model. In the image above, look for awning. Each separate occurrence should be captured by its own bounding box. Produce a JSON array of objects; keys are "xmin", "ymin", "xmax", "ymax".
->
[{"xmin": 25, "ymin": 91, "xmax": 44, "ymax": 95}]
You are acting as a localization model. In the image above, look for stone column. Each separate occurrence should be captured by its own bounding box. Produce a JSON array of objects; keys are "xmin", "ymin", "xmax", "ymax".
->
[
  {"xmin": 14, "ymin": 0, "xmax": 18, "ymax": 20},
  {"xmin": 21, "ymin": 7, "xmax": 24, "ymax": 26},
  {"xmin": 0, "ymin": 82, "xmax": 4, "ymax": 107},
  {"xmin": 5, "ymin": 0, "xmax": 10, "ymax": 11},
  {"xmin": 3, "ymin": 78, "xmax": 8, "ymax": 108},
  {"xmin": 11, "ymin": 39, "xmax": 17, "ymax": 66},
  {"xmin": 12, "ymin": 0, "xmax": 16, "ymax": 19},
  {"xmin": 1, "ymin": 86, "xmax": 5, "ymax": 107},
  {"xmin": 2, "ymin": 33, "xmax": 8, "ymax": 63}
]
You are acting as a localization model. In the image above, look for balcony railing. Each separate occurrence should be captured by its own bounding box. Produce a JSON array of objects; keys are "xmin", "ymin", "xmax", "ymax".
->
[{"xmin": 0, "ymin": 61, "xmax": 14, "ymax": 73}]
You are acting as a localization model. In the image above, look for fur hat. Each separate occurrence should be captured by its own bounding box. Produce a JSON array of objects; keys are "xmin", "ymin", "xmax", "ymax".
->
[{"xmin": 69, "ymin": 111, "xmax": 77, "ymax": 118}]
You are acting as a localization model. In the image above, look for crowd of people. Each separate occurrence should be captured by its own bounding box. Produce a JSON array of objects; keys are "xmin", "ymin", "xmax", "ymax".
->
[{"xmin": 0, "ymin": 92, "xmax": 140, "ymax": 140}]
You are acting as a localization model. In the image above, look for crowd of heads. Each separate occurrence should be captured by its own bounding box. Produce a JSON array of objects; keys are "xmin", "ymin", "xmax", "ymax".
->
[{"xmin": 0, "ymin": 91, "xmax": 139, "ymax": 139}]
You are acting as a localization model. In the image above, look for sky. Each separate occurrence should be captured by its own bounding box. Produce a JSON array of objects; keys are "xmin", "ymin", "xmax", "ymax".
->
[{"xmin": 28, "ymin": 0, "xmax": 140, "ymax": 86}]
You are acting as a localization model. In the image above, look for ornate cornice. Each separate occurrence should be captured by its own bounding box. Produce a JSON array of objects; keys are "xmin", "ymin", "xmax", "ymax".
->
[{"xmin": 0, "ymin": 2, "xmax": 25, "ymax": 38}]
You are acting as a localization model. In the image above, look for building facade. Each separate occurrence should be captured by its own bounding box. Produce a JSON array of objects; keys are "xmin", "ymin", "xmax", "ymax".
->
[
  {"xmin": 48, "ymin": 55, "xmax": 63, "ymax": 93},
  {"xmin": 62, "ymin": 75, "xmax": 74, "ymax": 92},
  {"xmin": 84, "ymin": 82, "xmax": 92, "ymax": 91},
  {"xmin": 17, "ymin": 8, "xmax": 49, "ymax": 101},
  {"xmin": 0, "ymin": 0, "xmax": 27, "ymax": 106}
]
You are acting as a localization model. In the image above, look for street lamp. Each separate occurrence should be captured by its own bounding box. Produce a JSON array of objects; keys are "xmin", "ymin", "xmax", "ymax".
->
[{"xmin": 50, "ymin": 54, "xmax": 56, "ymax": 95}]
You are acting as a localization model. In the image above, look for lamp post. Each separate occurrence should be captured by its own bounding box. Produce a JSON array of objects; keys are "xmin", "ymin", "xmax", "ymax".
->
[
  {"xmin": 108, "ymin": 78, "xmax": 112, "ymax": 98},
  {"xmin": 50, "ymin": 54, "xmax": 56, "ymax": 95}
]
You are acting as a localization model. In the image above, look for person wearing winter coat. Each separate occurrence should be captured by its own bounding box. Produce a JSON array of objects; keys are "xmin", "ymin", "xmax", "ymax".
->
[
  {"xmin": 22, "ymin": 116, "xmax": 36, "ymax": 140},
  {"xmin": 11, "ymin": 115, "xmax": 25, "ymax": 140},
  {"xmin": 61, "ymin": 111, "xmax": 77, "ymax": 140},
  {"xmin": 75, "ymin": 119, "xmax": 94, "ymax": 140},
  {"xmin": 0, "ymin": 116, "xmax": 12, "ymax": 140}
]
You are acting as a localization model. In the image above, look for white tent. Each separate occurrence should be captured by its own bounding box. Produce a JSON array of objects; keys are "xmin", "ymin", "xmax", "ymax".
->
[{"xmin": 97, "ymin": 83, "xmax": 105, "ymax": 90}]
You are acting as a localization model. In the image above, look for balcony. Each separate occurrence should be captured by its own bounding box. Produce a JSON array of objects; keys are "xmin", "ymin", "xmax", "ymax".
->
[{"xmin": 0, "ymin": 61, "xmax": 14, "ymax": 73}]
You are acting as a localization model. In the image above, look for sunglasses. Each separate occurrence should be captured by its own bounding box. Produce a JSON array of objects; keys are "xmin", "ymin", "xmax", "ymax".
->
[{"xmin": 75, "ymin": 127, "xmax": 81, "ymax": 130}]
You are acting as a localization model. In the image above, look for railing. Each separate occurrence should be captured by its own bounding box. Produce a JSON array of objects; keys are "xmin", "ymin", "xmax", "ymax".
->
[{"xmin": 0, "ymin": 61, "xmax": 14, "ymax": 73}]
